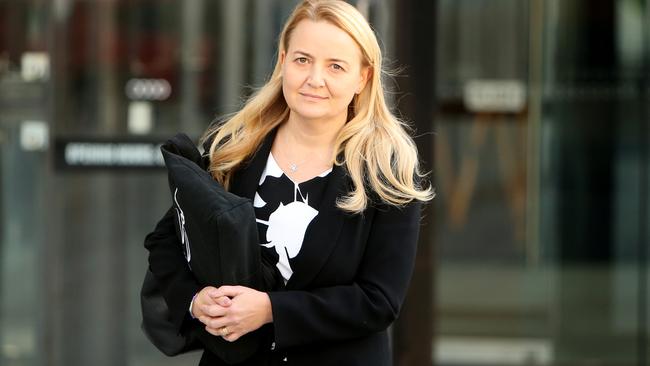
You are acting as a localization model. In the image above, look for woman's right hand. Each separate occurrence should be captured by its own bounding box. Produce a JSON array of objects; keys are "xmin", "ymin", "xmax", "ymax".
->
[{"xmin": 191, "ymin": 286, "xmax": 232, "ymax": 319}]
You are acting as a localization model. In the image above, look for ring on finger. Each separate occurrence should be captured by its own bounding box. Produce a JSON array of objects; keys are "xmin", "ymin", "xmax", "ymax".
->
[{"xmin": 221, "ymin": 326, "xmax": 229, "ymax": 336}]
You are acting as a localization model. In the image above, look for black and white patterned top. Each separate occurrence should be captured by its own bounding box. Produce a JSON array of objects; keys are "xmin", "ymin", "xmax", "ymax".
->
[{"xmin": 253, "ymin": 153, "xmax": 332, "ymax": 283}]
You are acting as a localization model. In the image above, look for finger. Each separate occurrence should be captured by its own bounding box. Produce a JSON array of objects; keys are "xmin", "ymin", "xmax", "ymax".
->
[
  {"xmin": 205, "ymin": 326, "xmax": 221, "ymax": 337},
  {"xmin": 202, "ymin": 304, "xmax": 228, "ymax": 317},
  {"xmin": 223, "ymin": 332, "xmax": 239, "ymax": 342},
  {"xmin": 204, "ymin": 317, "xmax": 228, "ymax": 330},
  {"xmin": 197, "ymin": 291, "xmax": 220, "ymax": 306},
  {"xmin": 206, "ymin": 325, "xmax": 237, "ymax": 339},
  {"xmin": 205, "ymin": 287, "xmax": 221, "ymax": 298},
  {"xmin": 198, "ymin": 316, "xmax": 211, "ymax": 326},
  {"xmin": 198, "ymin": 315, "xmax": 227, "ymax": 330},
  {"xmin": 212, "ymin": 285, "xmax": 244, "ymax": 298},
  {"xmin": 215, "ymin": 296, "xmax": 232, "ymax": 307}
]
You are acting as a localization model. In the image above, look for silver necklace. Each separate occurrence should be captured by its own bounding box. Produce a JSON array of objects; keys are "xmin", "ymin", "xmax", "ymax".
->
[
  {"xmin": 286, "ymin": 148, "xmax": 312, "ymax": 173},
  {"xmin": 282, "ymin": 132, "xmax": 331, "ymax": 173}
]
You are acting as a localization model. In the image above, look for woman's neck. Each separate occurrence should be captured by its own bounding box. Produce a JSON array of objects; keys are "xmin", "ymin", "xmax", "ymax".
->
[
  {"xmin": 281, "ymin": 114, "xmax": 346, "ymax": 151},
  {"xmin": 271, "ymin": 114, "xmax": 343, "ymax": 182}
]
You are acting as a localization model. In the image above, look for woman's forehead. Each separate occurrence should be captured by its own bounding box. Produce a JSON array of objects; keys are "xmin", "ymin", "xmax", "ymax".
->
[{"xmin": 287, "ymin": 20, "xmax": 362, "ymax": 62}]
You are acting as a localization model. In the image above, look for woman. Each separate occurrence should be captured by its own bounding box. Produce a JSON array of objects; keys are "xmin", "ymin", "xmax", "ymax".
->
[{"xmin": 145, "ymin": 0, "xmax": 433, "ymax": 365}]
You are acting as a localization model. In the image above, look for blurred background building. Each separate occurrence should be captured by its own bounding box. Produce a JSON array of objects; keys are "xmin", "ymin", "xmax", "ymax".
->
[{"xmin": 0, "ymin": 0, "xmax": 648, "ymax": 365}]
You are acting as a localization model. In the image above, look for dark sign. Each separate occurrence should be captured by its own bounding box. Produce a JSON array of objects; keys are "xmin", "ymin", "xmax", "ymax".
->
[{"xmin": 54, "ymin": 137, "xmax": 168, "ymax": 171}]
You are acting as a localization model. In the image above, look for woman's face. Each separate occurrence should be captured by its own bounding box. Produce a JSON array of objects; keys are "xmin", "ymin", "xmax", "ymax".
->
[{"xmin": 281, "ymin": 20, "xmax": 369, "ymax": 126}]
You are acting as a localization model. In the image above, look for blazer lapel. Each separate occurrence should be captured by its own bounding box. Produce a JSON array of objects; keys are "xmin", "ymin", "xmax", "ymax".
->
[{"xmin": 285, "ymin": 163, "xmax": 348, "ymax": 290}]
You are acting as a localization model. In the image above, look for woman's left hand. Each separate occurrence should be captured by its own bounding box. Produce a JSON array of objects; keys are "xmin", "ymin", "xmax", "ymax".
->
[{"xmin": 201, "ymin": 285, "xmax": 273, "ymax": 342}]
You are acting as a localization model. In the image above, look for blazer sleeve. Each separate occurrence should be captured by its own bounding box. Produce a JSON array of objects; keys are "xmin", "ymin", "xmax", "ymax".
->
[
  {"xmin": 267, "ymin": 200, "xmax": 422, "ymax": 348},
  {"xmin": 144, "ymin": 207, "xmax": 202, "ymax": 332}
]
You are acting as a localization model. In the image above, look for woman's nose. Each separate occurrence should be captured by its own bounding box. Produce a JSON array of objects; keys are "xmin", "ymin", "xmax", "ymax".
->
[{"xmin": 306, "ymin": 67, "xmax": 325, "ymax": 88}]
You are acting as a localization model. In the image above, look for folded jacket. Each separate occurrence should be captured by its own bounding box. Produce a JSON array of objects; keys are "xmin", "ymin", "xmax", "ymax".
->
[{"xmin": 160, "ymin": 133, "xmax": 279, "ymax": 364}]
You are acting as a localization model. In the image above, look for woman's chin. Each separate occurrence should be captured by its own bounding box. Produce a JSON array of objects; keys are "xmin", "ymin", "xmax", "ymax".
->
[{"xmin": 290, "ymin": 109, "xmax": 330, "ymax": 121}]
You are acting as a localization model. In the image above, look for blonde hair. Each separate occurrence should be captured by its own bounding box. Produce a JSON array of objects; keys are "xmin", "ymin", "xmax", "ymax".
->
[{"xmin": 202, "ymin": 0, "xmax": 433, "ymax": 212}]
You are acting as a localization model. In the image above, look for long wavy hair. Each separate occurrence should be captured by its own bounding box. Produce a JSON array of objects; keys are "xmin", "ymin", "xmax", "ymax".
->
[{"xmin": 202, "ymin": 0, "xmax": 433, "ymax": 213}]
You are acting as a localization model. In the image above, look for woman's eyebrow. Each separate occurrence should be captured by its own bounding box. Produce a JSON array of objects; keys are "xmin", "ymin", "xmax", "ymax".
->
[{"xmin": 293, "ymin": 50, "xmax": 350, "ymax": 65}]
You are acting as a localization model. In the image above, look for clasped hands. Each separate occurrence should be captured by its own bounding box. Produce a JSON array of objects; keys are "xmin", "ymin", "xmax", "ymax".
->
[{"xmin": 191, "ymin": 285, "xmax": 273, "ymax": 342}]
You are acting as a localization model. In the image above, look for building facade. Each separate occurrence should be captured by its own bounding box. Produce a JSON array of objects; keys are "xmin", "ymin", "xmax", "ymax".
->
[{"xmin": 0, "ymin": 0, "xmax": 648, "ymax": 365}]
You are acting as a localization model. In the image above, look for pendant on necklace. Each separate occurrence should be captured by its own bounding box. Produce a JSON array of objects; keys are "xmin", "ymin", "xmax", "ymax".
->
[{"xmin": 289, "ymin": 163, "xmax": 298, "ymax": 172}]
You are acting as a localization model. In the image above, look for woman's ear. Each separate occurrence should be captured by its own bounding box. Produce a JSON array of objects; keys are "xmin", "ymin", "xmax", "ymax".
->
[
  {"xmin": 278, "ymin": 51, "xmax": 287, "ymax": 77},
  {"xmin": 356, "ymin": 66, "xmax": 371, "ymax": 94}
]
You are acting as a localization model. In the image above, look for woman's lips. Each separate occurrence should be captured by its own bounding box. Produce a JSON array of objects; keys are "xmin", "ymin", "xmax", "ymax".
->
[{"xmin": 300, "ymin": 92, "xmax": 327, "ymax": 99}]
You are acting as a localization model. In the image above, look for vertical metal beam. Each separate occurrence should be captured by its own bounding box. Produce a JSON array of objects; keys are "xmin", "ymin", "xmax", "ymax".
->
[
  {"xmin": 219, "ymin": 0, "xmax": 247, "ymax": 113},
  {"xmin": 526, "ymin": 0, "xmax": 544, "ymax": 267},
  {"xmin": 637, "ymin": 2, "xmax": 649, "ymax": 365},
  {"xmin": 180, "ymin": 0, "xmax": 205, "ymax": 134},
  {"xmin": 393, "ymin": 0, "xmax": 436, "ymax": 365},
  {"xmin": 96, "ymin": 0, "xmax": 119, "ymax": 134},
  {"xmin": 44, "ymin": 1, "xmax": 69, "ymax": 364},
  {"xmin": 251, "ymin": 0, "xmax": 276, "ymax": 86},
  {"xmin": 551, "ymin": 0, "xmax": 619, "ymax": 362}
]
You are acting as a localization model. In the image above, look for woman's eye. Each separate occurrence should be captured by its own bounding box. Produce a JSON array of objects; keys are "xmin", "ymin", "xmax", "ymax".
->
[
  {"xmin": 296, "ymin": 57, "xmax": 309, "ymax": 64},
  {"xmin": 331, "ymin": 64, "xmax": 344, "ymax": 71}
]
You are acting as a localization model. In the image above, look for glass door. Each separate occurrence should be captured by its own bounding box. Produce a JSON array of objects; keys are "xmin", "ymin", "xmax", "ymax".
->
[
  {"xmin": 432, "ymin": 0, "xmax": 650, "ymax": 365},
  {"xmin": 0, "ymin": 80, "xmax": 48, "ymax": 366}
]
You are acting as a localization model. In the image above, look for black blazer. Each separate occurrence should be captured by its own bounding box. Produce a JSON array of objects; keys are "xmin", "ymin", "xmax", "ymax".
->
[{"xmin": 144, "ymin": 132, "xmax": 423, "ymax": 366}]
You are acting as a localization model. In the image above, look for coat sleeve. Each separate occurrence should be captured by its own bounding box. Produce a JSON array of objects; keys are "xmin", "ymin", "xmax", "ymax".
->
[
  {"xmin": 144, "ymin": 207, "xmax": 202, "ymax": 332},
  {"xmin": 267, "ymin": 201, "xmax": 422, "ymax": 348}
]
